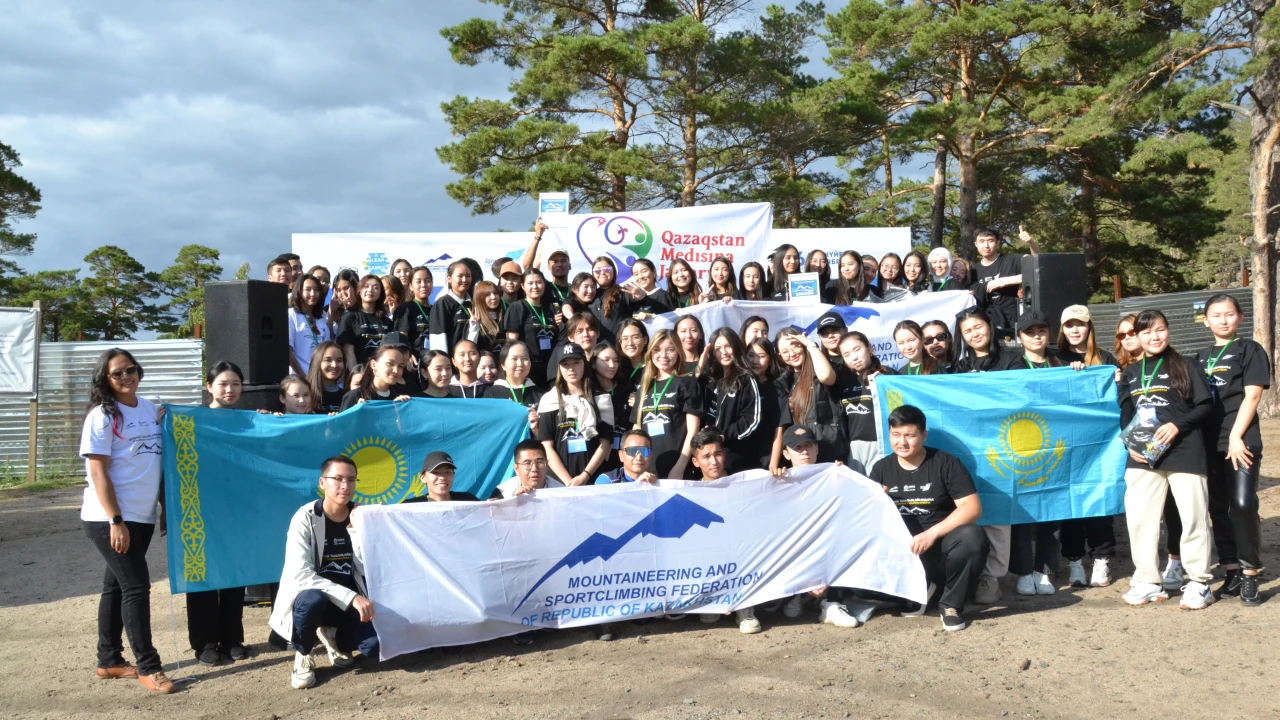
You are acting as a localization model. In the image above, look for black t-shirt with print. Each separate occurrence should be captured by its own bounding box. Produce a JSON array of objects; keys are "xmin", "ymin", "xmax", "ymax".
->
[
  {"xmin": 951, "ymin": 350, "xmax": 1010, "ymax": 374},
  {"xmin": 428, "ymin": 293, "xmax": 472, "ymax": 353},
  {"xmin": 538, "ymin": 400, "xmax": 609, "ymax": 483},
  {"xmin": 1194, "ymin": 339, "xmax": 1272, "ymax": 450},
  {"xmin": 336, "ymin": 311, "xmax": 389, "ymax": 366},
  {"xmin": 632, "ymin": 288, "xmax": 675, "ymax": 317},
  {"xmin": 319, "ymin": 516, "xmax": 359, "ymax": 592},
  {"xmin": 483, "ymin": 382, "xmax": 545, "ymax": 410},
  {"xmin": 1055, "ymin": 348, "xmax": 1117, "ymax": 367},
  {"xmin": 967, "ymin": 253, "xmax": 1024, "ymax": 331},
  {"xmin": 871, "ymin": 448, "xmax": 976, "ymax": 535},
  {"xmin": 1117, "ymin": 350, "xmax": 1213, "ymax": 473},
  {"xmin": 631, "ymin": 374, "xmax": 704, "ymax": 478},
  {"xmin": 546, "ymin": 282, "xmax": 574, "ymax": 320},
  {"xmin": 319, "ymin": 386, "xmax": 346, "ymax": 414},
  {"xmin": 504, "ymin": 298, "xmax": 559, "ymax": 380},
  {"xmin": 836, "ymin": 366, "xmax": 897, "ymax": 443},
  {"xmin": 392, "ymin": 301, "xmax": 431, "ymax": 358},
  {"xmin": 338, "ymin": 388, "xmax": 395, "ymax": 412}
]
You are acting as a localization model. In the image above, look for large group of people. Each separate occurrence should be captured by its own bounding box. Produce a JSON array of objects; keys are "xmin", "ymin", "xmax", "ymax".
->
[{"xmin": 76, "ymin": 225, "xmax": 1269, "ymax": 694}]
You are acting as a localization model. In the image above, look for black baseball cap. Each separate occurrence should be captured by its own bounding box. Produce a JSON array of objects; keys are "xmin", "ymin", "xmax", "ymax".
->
[
  {"xmin": 816, "ymin": 311, "xmax": 845, "ymax": 334},
  {"xmin": 421, "ymin": 451, "xmax": 456, "ymax": 473},
  {"xmin": 783, "ymin": 425, "xmax": 819, "ymax": 450},
  {"xmin": 559, "ymin": 343, "xmax": 586, "ymax": 363},
  {"xmin": 1016, "ymin": 311, "xmax": 1049, "ymax": 334},
  {"xmin": 379, "ymin": 331, "xmax": 409, "ymax": 349}
]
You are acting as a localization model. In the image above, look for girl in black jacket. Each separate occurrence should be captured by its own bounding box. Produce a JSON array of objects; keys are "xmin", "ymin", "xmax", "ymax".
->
[{"xmin": 698, "ymin": 329, "xmax": 763, "ymax": 473}]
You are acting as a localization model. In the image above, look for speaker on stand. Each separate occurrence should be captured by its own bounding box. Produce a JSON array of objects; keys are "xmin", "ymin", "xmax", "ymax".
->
[
  {"xmin": 1021, "ymin": 253, "xmax": 1088, "ymax": 344},
  {"xmin": 204, "ymin": 280, "xmax": 290, "ymax": 385}
]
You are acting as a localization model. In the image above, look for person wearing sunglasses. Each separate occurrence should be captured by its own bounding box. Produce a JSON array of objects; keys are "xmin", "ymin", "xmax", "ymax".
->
[
  {"xmin": 596, "ymin": 429, "xmax": 660, "ymax": 484},
  {"xmin": 920, "ymin": 320, "xmax": 954, "ymax": 371}
]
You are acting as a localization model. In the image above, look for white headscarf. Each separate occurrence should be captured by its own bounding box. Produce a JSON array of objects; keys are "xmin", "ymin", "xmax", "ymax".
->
[{"xmin": 927, "ymin": 247, "xmax": 953, "ymax": 284}]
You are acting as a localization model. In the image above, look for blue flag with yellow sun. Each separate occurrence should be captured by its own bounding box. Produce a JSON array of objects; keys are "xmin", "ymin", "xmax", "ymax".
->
[
  {"xmin": 162, "ymin": 398, "xmax": 530, "ymax": 593},
  {"xmin": 873, "ymin": 366, "xmax": 1127, "ymax": 525}
]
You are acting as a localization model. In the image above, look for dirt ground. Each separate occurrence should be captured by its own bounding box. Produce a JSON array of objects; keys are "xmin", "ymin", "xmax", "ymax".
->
[{"xmin": 4, "ymin": 427, "xmax": 1280, "ymax": 720}]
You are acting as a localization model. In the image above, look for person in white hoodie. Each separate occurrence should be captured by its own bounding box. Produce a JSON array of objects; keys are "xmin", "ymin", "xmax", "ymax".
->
[{"xmin": 269, "ymin": 455, "xmax": 377, "ymax": 690}]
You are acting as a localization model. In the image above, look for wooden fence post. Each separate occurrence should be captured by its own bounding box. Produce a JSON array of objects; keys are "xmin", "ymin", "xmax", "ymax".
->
[
  {"xmin": 1113, "ymin": 275, "xmax": 1122, "ymax": 304},
  {"xmin": 27, "ymin": 300, "xmax": 40, "ymax": 483}
]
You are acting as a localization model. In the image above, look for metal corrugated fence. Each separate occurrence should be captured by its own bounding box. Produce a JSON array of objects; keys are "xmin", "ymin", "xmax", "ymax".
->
[
  {"xmin": 1088, "ymin": 287, "xmax": 1253, "ymax": 355},
  {"xmin": 0, "ymin": 340, "xmax": 203, "ymax": 478}
]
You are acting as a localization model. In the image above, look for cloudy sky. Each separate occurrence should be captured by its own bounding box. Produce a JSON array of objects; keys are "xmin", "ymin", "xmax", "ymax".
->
[{"xmin": 2, "ymin": 0, "xmax": 852, "ymax": 281}]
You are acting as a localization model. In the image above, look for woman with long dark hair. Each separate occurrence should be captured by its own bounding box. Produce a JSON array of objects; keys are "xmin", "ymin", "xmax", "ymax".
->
[
  {"xmin": 1118, "ymin": 309, "xmax": 1214, "ymax": 609},
  {"xmin": 187, "ymin": 361, "xmax": 248, "ymax": 667},
  {"xmin": 1113, "ymin": 314, "xmax": 1142, "ymax": 369},
  {"xmin": 79, "ymin": 348, "xmax": 174, "ymax": 693},
  {"xmin": 746, "ymin": 337, "xmax": 786, "ymax": 471},
  {"xmin": 393, "ymin": 266, "xmax": 433, "ymax": 361},
  {"xmin": 616, "ymin": 318, "xmax": 649, "ymax": 382},
  {"xmin": 675, "ymin": 314, "xmax": 706, "ymax": 366},
  {"xmin": 698, "ymin": 328, "xmax": 763, "ymax": 473},
  {"xmin": 893, "ymin": 320, "xmax": 940, "ymax": 375},
  {"xmin": 740, "ymin": 316, "xmax": 769, "ymax": 346},
  {"xmin": 417, "ymin": 350, "xmax": 453, "ymax": 399},
  {"xmin": 921, "ymin": 320, "xmax": 954, "ymax": 371},
  {"xmin": 628, "ymin": 259, "xmax": 674, "ymax": 318},
  {"xmin": 428, "ymin": 260, "xmax": 475, "ymax": 354},
  {"xmin": 471, "ymin": 280, "xmax": 505, "ymax": 355},
  {"xmin": 667, "ymin": 258, "xmax": 703, "ymax": 309},
  {"xmin": 288, "ymin": 274, "xmax": 333, "ymax": 377},
  {"xmin": 589, "ymin": 255, "xmax": 632, "ymax": 337},
  {"xmin": 328, "ymin": 268, "xmax": 360, "ymax": 327},
  {"xmin": 565, "ymin": 272, "xmax": 597, "ymax": 317},
  {"xmin": 306, "ymin": 341, "xmax": 348, "ymax": 414},
  {"xmin": 381, "ymin": 275, "xmax": 405, "ymax": 317},
  {"xmin": 952, "ymin": 309, "xmax": 1006, "ymax": 374},
  {"xmin": 805, "ymin": 250, "xmax": 831, "ymax": 290},
  {"xmin": 338, "ymin": 345, "xmax": 413, "ymax": 410},
  {"xmin": 836, "ymin": 331, "xmax": 894, "ymax": 472},
  {"xmin": 767, "ymin": 244, "xmax": 801, "ymax": 300},
  {"xmin": 633, "ymin": 330, "xmax": 703, "ymax": 479},
  {"xmin": 504, "ymin": 268, "xmax": 561, "ymax": 385},
  {"xmin": 701, "ymin": 256, "xmax": 738, "ymax": 302},
  {"xmin": 831, "ymin": 250, "xmax": 875, "ymax": 305},
  {"xmin": 775, "ymin": 327, "xmax": 847, "ymax": 463},
  {"xmin": 737, "ymin": 261, "xmax": 767, "ymax": 301},
  {"xmin": 389, "ymin": 258, "xmax": 414, "ymax": 301},
  {"xmin": 484, "ymin": 341, "xmax": 543, "ymax": 436},
  {"xmin": 448, "ymin": 339, "xmax": 489, "ymax": 398},
  {"xmin": 590, "ymin": 342, "xmax": 627, "ymax": 472},
  {"xmin": 336, "ymin": 274, "xmax": 390, "ymax": 369},
  {"xmin": 538, "ymin": 343, "xmax": 611, "ymax": 485}
]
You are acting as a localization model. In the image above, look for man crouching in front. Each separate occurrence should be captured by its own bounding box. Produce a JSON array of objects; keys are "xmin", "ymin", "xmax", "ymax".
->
[{"xmin": 269, "ymin": 455, "xmax": 378, "ymax": 689}]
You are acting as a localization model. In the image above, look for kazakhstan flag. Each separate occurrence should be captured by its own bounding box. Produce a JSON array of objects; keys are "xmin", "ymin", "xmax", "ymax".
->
[
  {"xmin": 873, "ymin": 366, "xmax": 1126, "ymax": 525},
  {"xmin": 163, "ymin": 398, "xmax": 530, "ymax": 593}
]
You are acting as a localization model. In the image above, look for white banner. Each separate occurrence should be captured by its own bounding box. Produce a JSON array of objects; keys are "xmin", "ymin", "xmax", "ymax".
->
[
  {"xmin": 0, "ymin": 307, "xmax": 39, "ymax": 398},
  {"xmin": 644, "ymin": 291, "xmax": 976, "ymax": 367},
  {"xmin": 360, "ymin": 465, "xmax": 925, "ymax": 660}
]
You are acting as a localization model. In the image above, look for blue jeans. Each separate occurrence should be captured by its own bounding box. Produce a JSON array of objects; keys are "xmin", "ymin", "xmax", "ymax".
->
[
  {"xmin": 83, "ymin": 521, "xmax": 163, "ymax": 674},
  {"xmin": 291, "ymin": 589, "xmax": 378, "ymax": 658}
]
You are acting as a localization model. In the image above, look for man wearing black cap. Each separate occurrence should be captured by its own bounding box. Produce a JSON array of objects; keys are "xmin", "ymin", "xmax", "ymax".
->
[
  {"xmin": 402, "ymin": 451, "xmax": 489, "ymax": 503},
  {"xmin": 815, "ymin": 311, "xmax": 849, "ymax": 372}
]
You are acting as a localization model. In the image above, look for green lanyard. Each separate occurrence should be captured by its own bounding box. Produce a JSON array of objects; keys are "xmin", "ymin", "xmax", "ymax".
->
[
  {"xmin": 412, "ymin": 300, "xmax": 428, "ymax": 326},
  {"xmin": 936, "ymin": 278, "xmax": 949, "ymax": 291},
  {"xmin": 1139, "ymin": 356, "xmax": 1164, "ymax": 395},
  {"xmin": 501, "ymin": 298, "xmax": 508, "ymax": 313},
  {"xmin": 550, "ymin": 284, "xmax": 570, "ymax": 303},
  {"xmin": 1205, "ymin": 339, "xmax": 1234, "ymax": 375},
  {"xmin": 1024, "ymin": 356, "xmax": 1046, "ymax": 370},
  {"xmin": 649, "ymin": 376, "xmax": 675, "ymax": 411},
  {"xmin": 908, "ymin": 363, "xmax": 921, "ymax": 375},
  {"xmin": 527, "ymin": 299, "xmax": 548, "ymax": 328},
  {"xmin": 508, "ymin": 385, "xmax": 526, "ymax": 404},
  {"xmin": 305, "ymin": 315, "xmax": 321, "ymax": 344}
]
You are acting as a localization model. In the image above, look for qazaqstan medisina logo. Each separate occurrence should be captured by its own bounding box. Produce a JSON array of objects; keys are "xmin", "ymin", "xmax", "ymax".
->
[
  {"xmin": 573, "ymin": 215, "xmax": 747, "ymax": 284},
  {"xmin": 512, "ymin": 495, "xmax": 764, "ymax": 625}
]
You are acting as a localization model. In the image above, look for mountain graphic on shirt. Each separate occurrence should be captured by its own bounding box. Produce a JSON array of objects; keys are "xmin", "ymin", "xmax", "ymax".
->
[
  {"xmin": 135, "ymin": 442, "xmax": 163, "ymax": 455},
  {"xmin": 320, "ymin": 561, "xmax": 353, "ymax": 575}
]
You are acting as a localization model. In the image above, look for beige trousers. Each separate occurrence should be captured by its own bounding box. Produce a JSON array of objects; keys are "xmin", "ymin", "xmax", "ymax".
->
[
  {"xmin": 982, "ymin": 525, "xmax": 1010, "ymax": 578},
  {"xmin": 1124, "ymin": 468, "xmax": 1212, "ymax": 585}
]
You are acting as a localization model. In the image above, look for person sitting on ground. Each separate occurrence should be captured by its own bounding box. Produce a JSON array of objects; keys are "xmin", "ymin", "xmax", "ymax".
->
[
  {"xmin": 496, "ymin": 439, "xmax": 565, "ymax": 499},
  {"xmin": 270, "ymin": 456, "xmax": 378, "ymax": 690},
  {"xmin": 596, "ymin": 429, "xmax": 661, "ymax": 484},
  {"xmin": 402, "ymin": 451, "xmax": 494, "ymax": 502},
  {"xmin": 769, "ymin": 425, "xmax": 861, "ymax": 628},
  {"xmin": 870, "ymin": 405, "xmax": 989, "ymax": 632}
]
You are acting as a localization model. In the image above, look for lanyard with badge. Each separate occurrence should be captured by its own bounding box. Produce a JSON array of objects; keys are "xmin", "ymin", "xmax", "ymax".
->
[
  {"xmin": 412, "ymin": 300, "xmax": 429, "ymax": 333},
  {"xmin": 527, "ymin": 299, "xmax": 553, "ymax": 350},
  {"xmin": 1136, "ymin": 356, "xmax": 1164, "ymax": 424},
  {"xmin": 1204, "ymin": 339, "xmax": 1233, "ymax": 401},
  {"xmin": 508, "ymin": 385, "xmax": 526, "ymax": 405},
  {"xmin": 566, "ymin": 404, "xmax": 588, "ymax": 454},
  {"xmin": 645, "ymin": 376, "xmax": 675, "ymax": 436}
]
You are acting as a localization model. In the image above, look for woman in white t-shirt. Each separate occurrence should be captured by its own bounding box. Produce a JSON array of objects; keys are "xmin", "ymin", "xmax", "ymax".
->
[
  {"xmin": 79, "ymin": 348, "xmax": 174, "ymax": 693},
  {"xmin": 288, "ymin": 273, "xmax": 333, "ymax": 376}
]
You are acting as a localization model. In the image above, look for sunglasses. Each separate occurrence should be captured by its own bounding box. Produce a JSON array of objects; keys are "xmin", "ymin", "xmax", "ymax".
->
[
  {"xmin": 922, "ymin": 333, "xmax": 950, "ymax": 345},
  {"xmin": 622, "ymin": 446, "xmax": 651, "ymax": 459},
  {"xmin": 108, "ymin": 366, "xmax": 140, "ymax": 381},
  {"xmin": 1115, "ymin": 330, "xmax": 1137, "ymax": 340}
]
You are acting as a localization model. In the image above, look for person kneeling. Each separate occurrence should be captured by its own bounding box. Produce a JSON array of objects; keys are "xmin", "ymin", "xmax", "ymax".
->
[
  {"xmin": 270, "ymin": 456, "xmax": 379, "ymax": 689},
  {"xmin": 870, "ymin": 405, "xmax": 989, "ymax": 632}
]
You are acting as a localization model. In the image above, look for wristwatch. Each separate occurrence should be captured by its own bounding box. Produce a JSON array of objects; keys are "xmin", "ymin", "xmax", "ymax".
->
[{"xmin": 109, "ymin": 515, "xmax": 123, "ymax": 525}]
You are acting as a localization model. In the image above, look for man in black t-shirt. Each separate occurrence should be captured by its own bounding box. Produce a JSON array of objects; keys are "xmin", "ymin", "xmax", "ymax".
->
[
  {"xmin": 401, "ymin": 451, "xmax": 493, "ymax": 503},
  {"xmin": 967, "ymin": 227, "xmax": 1037, "ymax": 340},
  {"xmin": 870, "ymin": 405, "xmax": 989, "ymax": 631}
]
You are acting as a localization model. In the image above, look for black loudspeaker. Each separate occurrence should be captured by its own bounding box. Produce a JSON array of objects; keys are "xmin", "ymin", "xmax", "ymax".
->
[
  {"xmin": 1021, "ymin": 253, "xmax": 1088, "ymax": 342},
  {"xmin": 205, "ymin": 280, "xmax": 289, "ymax": 385}
]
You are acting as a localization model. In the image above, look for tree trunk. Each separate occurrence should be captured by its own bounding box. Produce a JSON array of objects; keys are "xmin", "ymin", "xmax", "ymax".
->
[
  {"xmin": 930, "ymin": 140, "xmax": 947, "ymax": 248},
  {"xmin": 957, "ymin": 140, "xmax": 978, "ymax": 260},
  {"xmin": 882, "ymin": 132, "xmax": 895, "ymax": 226},
  {"xmin": 787, "ymin": 156, "xmax": 801, "ymax": 228},
  {"xmin": 1080, "ymin": 176, "xmax": 1099, "ymax": 294},
  {"xmin": 1250, "ymin": 0, "xmax": 1280, "ymax": 417}
]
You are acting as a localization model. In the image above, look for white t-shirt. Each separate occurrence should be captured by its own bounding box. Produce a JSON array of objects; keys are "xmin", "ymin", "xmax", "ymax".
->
[
  {"xmin": 496, "ymin": 474, "xmax": 564, "ymax": 498},
  {"xmin": 79, "ymin": 397, "xmax": 163, "ymax": 523},
  {"xmin": 288, "ymin": 307, "xmax": 333, "ymax": 375}
]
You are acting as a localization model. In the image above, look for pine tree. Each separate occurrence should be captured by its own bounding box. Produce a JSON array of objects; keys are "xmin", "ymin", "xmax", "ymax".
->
[
  {"xmin": 80, "ymin": 245, "xmax": 159, "ymax": 340},
  {"xmin": 154, "ymin": 244, "xmax": 223, "ymax": 338},
  {"xmin": 0, "ymin": 141, "xmax": 40, "ymax": 276}
]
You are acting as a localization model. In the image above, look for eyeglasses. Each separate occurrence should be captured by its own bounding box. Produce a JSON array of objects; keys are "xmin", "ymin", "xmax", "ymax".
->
[
  {"xmin": 321, "ymin": 476, "xmax": 358, "ymax": 486},
  {"xmin": 922, "ymin": 333, "xmax": 950, "ymax": 345},
  {"xmin": 108, "ymin": 366, "xmax": 140, "ymax": 380},
  {"xmin": 516, "ymin": 459, "xmax": 549, "ymax": 470},
  {"xmin": 1115, "ymin": 330, "xmax": 1137, "ymax": 340},
  {"xmin": 622, "ymin": 446, "xmax": 651, "ymax": 459},
  {"xmin": 592, "ymin": 268, "xmax": 612, "ymax": 276}
]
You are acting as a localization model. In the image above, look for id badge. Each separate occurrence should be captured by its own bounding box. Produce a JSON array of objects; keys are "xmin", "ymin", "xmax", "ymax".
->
[
  {"xmin": 567, "ymin": 437, "xmax": 588, "ymax": 454},
  {"xmin": 1138, "ymin": 406, "xmax": 1157, "ymax": 422},
  {"xmin": 539, "ymin": 336, "xmax": 552, "ymax": 351},
  {"xmin": 612, "ymin": 434, "xmax": 621, "ymax": 450},
  {"xmin": 645, "ymin": 420, "xmax": 666, "ymax": 437}
]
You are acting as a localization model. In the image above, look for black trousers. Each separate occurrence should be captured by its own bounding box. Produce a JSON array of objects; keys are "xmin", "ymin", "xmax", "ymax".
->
[
  {"xmin": 186, "ymin": 587, "xmax": 245, "ymax": 653},
  {"xmin": 1060, "ymin": 516, "xmax": 1117, "ymax": 560},
  {"xmin": 83, "ymin": 521, "xmax": 163, "ymax": 675},
  {"xmin": 919, "ymin": 523, "xmax": 989, "ymax": 612},
  {"xmin": 1009, "ymin": 522, "xmax": 1060, "ymax": 576},
  {"xmin": 1164, "ymin": 448, "xmax": 1261, "ymax": 569}
]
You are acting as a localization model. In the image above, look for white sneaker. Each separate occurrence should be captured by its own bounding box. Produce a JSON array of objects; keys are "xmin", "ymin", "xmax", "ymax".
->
[
  {"xmin": 291, "ymin": 651, "xmax": 316, "ymax": 689},
  {"xmin": 1179, "ymin": 581, "xmax": 1214, "ymax": 610},
  {"xmin": 736, "ymin": 608, "xmax": 762, "ymax": 634},
  {"xmin": 974, "ymin": 574, "xmax": 1001, "ymax": 604},
  {"xmin": 1015, "ymin": 574, "xmax": 1037, "ymax": 596},
  {"xmin": 782, "ymin": 595, "xmax": 804, "ymax": 618},
  {"xmin": 1090, "ymin": 558, "xmax": 1111, "ymax": 587},
  {"xmin": 1161, "ymin": 559, "xmax": 1185, "ymax": 591},
  {"xmin": 316, "ymin": 627, "xmax": 352, "ymax": 668},
  {"xmin": 699, "ymin": 613, "xmax": 720, "ymax": 624},
  {"xmin": 1122, "ymin": 582, "xmax": 1169, "ymax": 606},
  {"xmin": 819, "ymin": 601, "xmax": 861, "ymax": 628},
  {"xmin": 1067, "ymin": 560, "xmax": 1087, "ymax": 588},
  {"xmin": 1034, "ymin": 571, "xmax": 1056, "ymax": 595}
]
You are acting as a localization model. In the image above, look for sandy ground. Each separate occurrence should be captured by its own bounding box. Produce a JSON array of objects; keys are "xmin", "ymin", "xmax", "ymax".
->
[{"xmin": 3, "ymin": 428, "xmax": 1280, "ymax": 720}]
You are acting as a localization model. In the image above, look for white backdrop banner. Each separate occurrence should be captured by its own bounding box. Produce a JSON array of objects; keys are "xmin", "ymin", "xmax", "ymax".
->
[
  {"xmin": 0, "ymin": 307, "xmax": 39, "ymax": 398},
  {"xmin": 644, "ymin": 292, "xmax": 976, "ymax": 367},
  {"xmin": 360, "ymin": 465, "xmax": 925, "ymax": 660}
]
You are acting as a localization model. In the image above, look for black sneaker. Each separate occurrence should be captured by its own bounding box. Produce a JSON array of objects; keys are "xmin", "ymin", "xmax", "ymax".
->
[
  {"xmin": 1215, "ymin": 570, "xmax": 1242, "ymax": 599},
  {"xmin": 1240, "ymin": 574, "xmax": 1263, "ymax": 607},
  {"xmin": 940, "ymin": 607, "xmax": 968, "ymax": 632},
  {"xmin": 197, "ymin": 644, "xmax": 222, "ymax": 666},
  {"xmin": 226, "ymin": 644, "xmax": 249, "ymax": 661},
  {"xmin": 512, "ymin": 631, "xmax": 535, "ymax": 646}
]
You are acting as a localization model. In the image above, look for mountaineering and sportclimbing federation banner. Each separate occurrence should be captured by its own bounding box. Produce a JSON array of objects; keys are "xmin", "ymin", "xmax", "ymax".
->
[
  {"xmin": 872, "ymin": 366, "xmax": 1127, "ymax": 525},
  {"xmin": 360, "ymin": 465, "xmax": 927, "ymax": 659},
  {"xmin": 162, "ymin": 398, "xmax": 530, "ymax": 594},
  {"xmin": 643, "ymin": 291, "xmax": 977, "ymax": 367}
]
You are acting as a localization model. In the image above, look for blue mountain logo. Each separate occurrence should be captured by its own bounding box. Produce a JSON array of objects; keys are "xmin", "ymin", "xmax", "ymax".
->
[
  {"xmin": 425, "ymin": 253, "xmax": 453, "ymax": 265},
  {"xmin": 793, "ymin": 305, "xmax": 882, "ymax": 335},
  {"xmin": 514, "ymin": 494, "xmax": 724, "ymax": 611}
]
